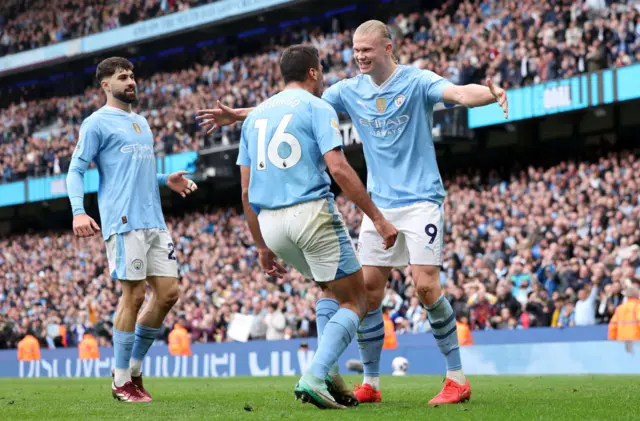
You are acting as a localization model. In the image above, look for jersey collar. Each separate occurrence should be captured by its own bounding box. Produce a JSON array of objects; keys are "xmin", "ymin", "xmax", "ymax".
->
[
  {"xmin": 365, "ymin": 65, "xmax": 404, "ymax": 91},
  {"xmin": 104, "ymin": 105, "xmax": 135, "ymax": 118}
]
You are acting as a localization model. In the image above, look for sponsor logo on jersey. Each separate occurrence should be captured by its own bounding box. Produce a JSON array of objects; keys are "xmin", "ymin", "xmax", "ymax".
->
[
  {"xmin": 394, "ymin": 94, "xmax": 406, "ymax": 108},
  {"xmin": 376, "ymin": 97, "xmax": 387, "ymax": 113},
  {"xmin": 132, "ymin": 122, "xmax": 142, "ymax": 134},
  {"xmin": 120, "ymin": 143, "xmax": 155, "ymax": 160}
]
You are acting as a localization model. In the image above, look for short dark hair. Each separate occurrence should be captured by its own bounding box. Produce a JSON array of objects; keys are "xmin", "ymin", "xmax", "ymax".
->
[
  {"xmin": 279, "ymin": 45, "xmax": 319, "ymax": 84},
  {"xmin": 96, "ymin": 57, "xmax": 133, "ymax": 83}
]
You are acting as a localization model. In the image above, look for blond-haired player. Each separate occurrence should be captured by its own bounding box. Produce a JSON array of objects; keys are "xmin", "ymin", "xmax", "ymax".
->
[{"xmin": 197, "ymin": 20, "xmax": 508, "ymax": 405}]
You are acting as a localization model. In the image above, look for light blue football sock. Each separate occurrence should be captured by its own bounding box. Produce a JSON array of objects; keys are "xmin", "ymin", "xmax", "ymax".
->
[
  {"xmin": 316, "ymin": 298, "xmax": 340, "ymax": 374},
  {"xmin": 426, "ymin": 294, "xmax": 462, "ymax": 371},
  {"xmin": 113, "ymin": 329, "xmax": 135, "ymax": 370},
  {"xmin": 131, "ymin": 324, "xmax": 159, "ymax": 364},
  {"xmin": 356, "ymin": 306, "xmax": 384, "ymax": 378},
  {"xmin": 309, "ymin": 308, "xmax": 359, "ymax": 380}
]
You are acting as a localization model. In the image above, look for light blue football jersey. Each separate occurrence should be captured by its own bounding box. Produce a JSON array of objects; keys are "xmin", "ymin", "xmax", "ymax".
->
[
  {"xmin": 236, "ymin": 89, "xmax": 343, "ymax": 212},
  {"xmin": 66, "ymin": 106, "xmax": 167, "ymax": 240},
  {"xmin": 322, "ymin": 65, "xmax": 452, "ymax": 208}
]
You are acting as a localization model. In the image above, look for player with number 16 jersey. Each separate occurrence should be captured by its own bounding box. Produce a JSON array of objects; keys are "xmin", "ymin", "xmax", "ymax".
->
[{"xmin": 235, "ymin": 45, "xmax": 397, "ymax": 410}]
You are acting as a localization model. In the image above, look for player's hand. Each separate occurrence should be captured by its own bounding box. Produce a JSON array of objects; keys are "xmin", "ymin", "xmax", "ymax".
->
[
  {"xmin": 487, "ymin": 78, "xmax": 508, "ymax": 119},
  {"xmin": 195, "ymin": 101, "xmax": 241, "ymax": 134},
  {"xmin": 373, "ymin": 218, "xmax": 398, "ymax": 250},
  {"xmin": 258, "ymin": 248, "xmax": 287, "ymax": 278},
  {"xmin": 73, "ymin": 214, "xmax": 100, "ymax": 237},
  {"xmin": 167, "ymin": 171, "xmax": 198, "ymax": 198}
]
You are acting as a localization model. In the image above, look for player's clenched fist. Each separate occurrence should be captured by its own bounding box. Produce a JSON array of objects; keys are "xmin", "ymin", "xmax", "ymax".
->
[
  {"xmin": 372, "ymin": 217, "xmax": 398, "ymax": 250},
  {"xmin": 73, "ymin": 213, "xmax": 101, "ymax": 237}
]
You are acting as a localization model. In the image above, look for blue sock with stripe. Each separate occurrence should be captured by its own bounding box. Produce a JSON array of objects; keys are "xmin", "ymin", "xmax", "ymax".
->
[
  {"xmin": 316, "ymin": 298, "xmax": 340, "ymax": 374},
  {"xmin": 426, "ymin": 294, "xmax": 462, "ymax": 372},
  {"xmin": 309, "ymin": 308, "xmax": 359, "ymax": 380},
  {"xmin": 357, "ymin": 306, "xmax": 384, "ymax": 387}
]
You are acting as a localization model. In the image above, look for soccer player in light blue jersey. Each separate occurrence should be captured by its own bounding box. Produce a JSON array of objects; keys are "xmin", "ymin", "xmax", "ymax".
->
[
  {"xmin": 197, "ymin": 20, "xmax": 508, "ymax": 406},
  {"xmin": 66, "ymin": 57, "xmax": 199, "ymax": 403},
  {"xmin": 235, "ymin": 45, "xmax": 397, "ymax": 409}
]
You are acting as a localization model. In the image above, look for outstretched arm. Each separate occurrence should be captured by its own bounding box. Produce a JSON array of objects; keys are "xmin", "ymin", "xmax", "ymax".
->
[
  {"xmin": 442, "ymin": 79, "xmax": 508, "ymax": 119},
  {"xmin": 196, "ymin": 101, "xmax": 255, "ymax": 134}
]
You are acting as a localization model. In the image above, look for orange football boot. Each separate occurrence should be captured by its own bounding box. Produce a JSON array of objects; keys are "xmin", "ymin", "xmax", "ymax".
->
[
  {"xmin": 428, "ymin": 378, "xmax": 471, "ymax": 405},
  {"xmin": 353, "ymin": 383, "xmax": 382, "ymax": 403}
]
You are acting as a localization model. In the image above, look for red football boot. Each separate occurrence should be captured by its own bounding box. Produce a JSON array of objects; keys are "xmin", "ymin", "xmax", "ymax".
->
[
  {"xmin": 353, "ymin": 383, "xmax": 382, "ymax": 403},
  {"xmin": 132, "ymin": 373, "xmax": 152, "ymax": 401},
  {"xmin": 112, "ymin": 381, "xmax": 152, "ymax": 402},
  {"xmin": 428, "ymin": 378, "xmax": 471, "ymax": 405}
]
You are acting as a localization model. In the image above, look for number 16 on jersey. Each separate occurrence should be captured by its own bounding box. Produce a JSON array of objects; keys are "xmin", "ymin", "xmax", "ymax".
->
[{"xmin": 254, "ymin": 114, "xmax": 302, "ymax": 170}]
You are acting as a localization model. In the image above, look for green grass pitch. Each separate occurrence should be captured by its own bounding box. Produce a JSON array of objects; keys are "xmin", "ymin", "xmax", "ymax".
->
[{"xmin": 0, "ymin": 375, "xmax": 637, "ymax": 420}]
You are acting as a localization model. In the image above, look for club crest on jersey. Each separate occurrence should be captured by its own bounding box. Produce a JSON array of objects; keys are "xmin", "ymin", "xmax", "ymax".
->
[
  {"xmin": 132, "ymin": 122, "xmax": 142, "ymax": 134},
  {"xmin": 331, "ymin": 117, "xmax": 341, "ymax": 136},
  {"xmin": 131, "ymin": 259, "xmax": 144, "ymax": 272},
  {"xmin": 394, "ymin": 94, "xmax": 406, "ymax": 108},
  {"xmin": 376, "ymin": 97, "xmax": 387, "ymax": 113}
]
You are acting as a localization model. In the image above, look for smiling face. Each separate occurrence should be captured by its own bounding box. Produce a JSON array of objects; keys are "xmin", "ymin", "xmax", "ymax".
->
[{"xmin": 352, "ymin": 20, "xmax": 395, "ymax": 76}]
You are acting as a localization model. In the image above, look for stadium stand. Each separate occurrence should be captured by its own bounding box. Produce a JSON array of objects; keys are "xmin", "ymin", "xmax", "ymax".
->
[
  {"xmin": 1, "ymin": 151, "xmax": 638, "ymax": 349},
  {"xmin": 0, "ymin": 0, "xmax": 218, "ymax": 57},
  {"xmin": 1, "ymin": 0, "xmax": 638, "ymax": 182},
  {"xmin": 0, "ymin": 0, "xmax": 639, "ymax": 351}
]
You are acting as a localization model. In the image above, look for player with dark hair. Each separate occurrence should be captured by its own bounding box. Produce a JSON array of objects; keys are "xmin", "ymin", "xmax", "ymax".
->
[
  {"xmin": 67, "ymin": 56, "xmax": 198, "ymax": 402},
  {"xmin": 197, "ymin": 19, "xmax": 508, "ymax": 405},
  {"xmin": 236, "ymin": 44, "xmax": 397, "ymax": 409}
]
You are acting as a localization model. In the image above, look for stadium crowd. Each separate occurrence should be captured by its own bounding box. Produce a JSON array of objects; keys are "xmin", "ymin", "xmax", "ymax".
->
[
  {"xmin": 2, "ymin": 0, "xmax": 640, "ymax": 182},
  {"xmin": 0, "ymin": 0, "xmax": 216, "ymax": 57},
  {"xmin": 1, "ymin": 151, "xmax": 638, "ymax": 349}
]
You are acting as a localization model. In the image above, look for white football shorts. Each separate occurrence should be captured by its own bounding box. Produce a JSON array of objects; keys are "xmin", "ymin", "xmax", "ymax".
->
[
  {"xmin": 357, "ymin": 201, "xmax": 444, "ymax": 268},
  {"xmin": 258, "ymin": 197, "xmax": 361, "ymax": 283},
  {"xmin": 106, "ymin": 228, "xmax": 179, "ymax": 281}
]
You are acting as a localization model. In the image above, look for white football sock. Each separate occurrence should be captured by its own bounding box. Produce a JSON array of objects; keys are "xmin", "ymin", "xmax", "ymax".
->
[
  {"xmin": 364, "ymin": 375, "xmax": 380, "ymax": 390},
  {"xmin": 446, "ymin": 369, "xmax": 466, "ymax": 385},
  {"xmin": 114, "ymin": 368, "xmax": 131, "ymax": 388},
  {"xmin": 130, "ymin": 358, "xmax": 143, "ymax": 377}
]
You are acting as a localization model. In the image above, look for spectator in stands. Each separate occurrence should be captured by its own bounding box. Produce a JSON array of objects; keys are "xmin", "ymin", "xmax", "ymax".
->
[
  {"xmin": 265, "ymin": 303, "xmax": 286, "ymax": 341},
  {"xmin": 557, "ymin": 300, "xmax": 576, "ymax": 328},
  {"xmin": 574, "ymin": 283, "xmax": 600, "ymax": 326}
]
